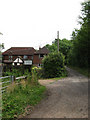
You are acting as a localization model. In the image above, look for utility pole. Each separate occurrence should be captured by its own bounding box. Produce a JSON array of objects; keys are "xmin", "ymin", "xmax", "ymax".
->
[{"xmin": 57, "ymin": 31, "xmax": 59, "ymax": 52}]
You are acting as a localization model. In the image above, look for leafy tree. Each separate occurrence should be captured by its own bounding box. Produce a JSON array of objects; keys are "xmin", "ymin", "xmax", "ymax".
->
[
  {"xmin": 0, "ymin": 32, "xmax": 4, "ymax": 52},
  {"xmin": 0, "ymin": 32, "xmax": 4, "ymax": 63},
  {"xmin": 68, "ymin": 1, "xmax": 89, "ymax": 68},
  {"xmin": 0, "ymin": 43, "xmax": 4, "ymax": 51},
  {"xmin": 46, "ymin": 43, "xmax": 57, "ymax": 53},
  {"xmin": 46, "ymin": 38, "xmax": 73, "ymax": 64}
]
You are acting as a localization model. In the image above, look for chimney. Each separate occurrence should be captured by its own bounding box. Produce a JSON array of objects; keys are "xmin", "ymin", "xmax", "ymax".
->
[{"xmin": 39, "ymin": 46, "xmax": 41, "ymax": 50}]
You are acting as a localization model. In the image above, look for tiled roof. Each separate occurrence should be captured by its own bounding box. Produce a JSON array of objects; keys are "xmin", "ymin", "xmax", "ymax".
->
[
  {"xmin": 2, "ymin": 46, "xmax": 49, "ymax": 56},
  {"xmin": 2, "ymin": 47, "xmax": 36, "ymax": 55},
  {"xmin": 35, "ymin": 47, "xmax": 49, "ymax": 54}
]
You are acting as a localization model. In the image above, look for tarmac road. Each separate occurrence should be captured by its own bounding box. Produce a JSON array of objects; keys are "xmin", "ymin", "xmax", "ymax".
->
[{"xmin": 24, "ymin": 67, "xmax": 88, "ymax": 118}]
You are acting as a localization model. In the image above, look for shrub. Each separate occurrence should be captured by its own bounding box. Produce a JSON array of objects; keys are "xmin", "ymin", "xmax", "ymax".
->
[{"xmin": 42, "ymin": 52, "xmax": 67, "ymax": 78}]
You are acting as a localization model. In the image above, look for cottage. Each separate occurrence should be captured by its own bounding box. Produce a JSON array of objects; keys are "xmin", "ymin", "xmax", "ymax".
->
[{"xmin": 2, "ymin": 46, "xmax": 49, "ymax": 67}]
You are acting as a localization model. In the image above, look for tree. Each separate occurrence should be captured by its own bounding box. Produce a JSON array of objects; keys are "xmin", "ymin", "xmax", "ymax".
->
[
  {"xmin": 0, "ymin": 43, "xmax": 4, "ymax": 51},
  {"xmin": 46, "ymin": 38, "xmax": 73, "ymax": 64},
  {"xmin": 68, "ymin": 1, "xmax": 89, "ymax": 68},
  {"xmin": 46, "ymin": 43, "xmax": 57, "ymax": 53},
  {"xmin": 0, "ymin": 32, "xmax": 4, "ymax": 52}
]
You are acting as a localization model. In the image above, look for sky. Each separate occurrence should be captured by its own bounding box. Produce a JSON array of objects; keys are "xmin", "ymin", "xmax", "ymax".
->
[{"xmin": 0, "ymin": 0, "xmax": 84, "ymax": 51}]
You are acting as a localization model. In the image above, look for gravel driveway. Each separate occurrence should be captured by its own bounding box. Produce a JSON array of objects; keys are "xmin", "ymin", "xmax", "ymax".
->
[{"xmin": 25, "ymin": 67, "xmax": 88, "ymax": 118}]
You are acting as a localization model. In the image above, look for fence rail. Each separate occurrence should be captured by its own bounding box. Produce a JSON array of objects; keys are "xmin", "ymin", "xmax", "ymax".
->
[
  {"xmin": 16, "ymin": 76, "xmax": 27, "ymax": 80},
  {"xmin": 0, "ymin": 76, "xmax": 11, "ymax": 79},
  {"xmin": 0, "ymin": 76, "xmax": 27, "ymax": 93}
]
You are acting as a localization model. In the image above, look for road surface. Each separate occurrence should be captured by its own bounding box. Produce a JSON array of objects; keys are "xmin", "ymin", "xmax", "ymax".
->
[{"xmin": 24, "ymin": 67, "xmax": 88, "ymax": 118}]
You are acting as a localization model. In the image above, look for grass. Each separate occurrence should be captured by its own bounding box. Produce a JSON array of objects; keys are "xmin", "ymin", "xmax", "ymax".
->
[
  {"xmin": 40, "ymin": 76, "xmax": 67, "ymax": 81},
  {"xmin": 68, "ymin": 65, "xmax": 90, "ymax": 78},
  {"xmin": 2, "ymin": 67, "xmax": 47, "ymax": 118},
  {"xmin": 2, "ymin": 83, "xmax": 46, "ymax": 118}
]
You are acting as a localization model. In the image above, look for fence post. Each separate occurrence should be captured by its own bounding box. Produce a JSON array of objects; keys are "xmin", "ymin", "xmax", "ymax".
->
[
  {"xmin": 11, "ymin": 76, "xmax": 15, "ymax": 83},
  {"xmin": 10, "ymin": 76, "xmax": 12, "ymax": 82}
]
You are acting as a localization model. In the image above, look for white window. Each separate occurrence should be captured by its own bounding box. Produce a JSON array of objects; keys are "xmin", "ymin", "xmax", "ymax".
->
[
  {"xmin": 24, "ymin": 60, "xmax": 32, "ymax": 65},
  {"xmin": 23, "ymin": 55, "xmax": 28, "ymax": 59}
]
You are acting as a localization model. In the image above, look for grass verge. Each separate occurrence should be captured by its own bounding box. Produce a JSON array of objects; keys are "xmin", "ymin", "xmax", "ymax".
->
[
  {"xmin": 40, "ymin": 76, "xmax": 67, "ymax": 81},
  {"xmin": 2, "ymin": 83, "xmax": 46, "ymax": 118}
]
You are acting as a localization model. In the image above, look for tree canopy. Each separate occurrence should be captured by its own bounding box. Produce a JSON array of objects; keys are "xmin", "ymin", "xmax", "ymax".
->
[
  {"xmin": 46, "ymin": 38, "xmax": 73, "ymax": 63},
  {"xmin": 0, "ymin": 32, "xmax": 4, "ymax": 52},
  {"xmin": 67, "ymin": 1, "xmax": 89, "ymax": 68}
]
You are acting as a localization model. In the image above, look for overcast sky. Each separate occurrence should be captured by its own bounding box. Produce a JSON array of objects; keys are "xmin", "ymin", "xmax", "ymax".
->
[{"xmin": 0, "ymin": 0, "xmax": 84, "ymax": 51}]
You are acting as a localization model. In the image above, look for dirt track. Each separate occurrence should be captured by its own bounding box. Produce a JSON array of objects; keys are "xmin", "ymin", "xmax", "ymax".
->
[{"xmin": 25, "ymin": 67, "xmax": 88, "ymax": 118}]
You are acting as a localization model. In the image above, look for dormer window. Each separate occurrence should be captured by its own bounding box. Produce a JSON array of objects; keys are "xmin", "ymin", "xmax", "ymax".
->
[{"xmin": 9, "ymin": 56, "xmax": 13, "ymax": 60}]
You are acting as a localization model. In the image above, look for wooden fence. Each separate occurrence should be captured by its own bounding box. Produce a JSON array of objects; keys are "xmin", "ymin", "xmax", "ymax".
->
[{"xmin": 0, "ymin": 76, "xmax": 27, "ymax": 93}]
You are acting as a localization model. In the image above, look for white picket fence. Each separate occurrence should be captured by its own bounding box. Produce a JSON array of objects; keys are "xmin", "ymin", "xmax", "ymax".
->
[{"xmin": 0, "ymin": 76, "xmax": 27, "ymax": 93}]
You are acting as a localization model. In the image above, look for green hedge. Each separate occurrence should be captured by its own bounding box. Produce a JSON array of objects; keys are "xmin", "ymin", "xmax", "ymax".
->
[{"xmin": 42, "ymin": 52, "xmax": 67, "ymax": 78}]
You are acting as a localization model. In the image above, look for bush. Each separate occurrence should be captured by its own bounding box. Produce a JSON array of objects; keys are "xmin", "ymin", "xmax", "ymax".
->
[{"xmin": 42, "ymin": 52, "xmax": 67, "ymax": 78}]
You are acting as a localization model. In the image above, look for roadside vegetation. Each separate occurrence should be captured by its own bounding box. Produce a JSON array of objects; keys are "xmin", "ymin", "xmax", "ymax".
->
[
  {"xmin": 2, "ymin": 67, "xmax": 46, "ymax": 118},
  {"xmin": 41, "ymin": 76, "xmax": 67, "ymax": 81},
  {"xmin": 2, "ymin": 84, "xmax": 46, "ymax": 118},
  {"xmin": 67, "ymin": 1, "xmax": 89, "ymax": 77}
]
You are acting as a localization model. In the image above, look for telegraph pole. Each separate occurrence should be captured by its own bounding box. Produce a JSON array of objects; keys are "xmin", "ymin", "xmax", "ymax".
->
[{"xmin": 57, "ymin": 31, "xmax": 59, "ymax": 52}]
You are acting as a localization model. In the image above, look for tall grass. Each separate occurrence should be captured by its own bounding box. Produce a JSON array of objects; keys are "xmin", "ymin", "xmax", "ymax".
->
[
  {"xmin": 2, "ymin": 82, "xmax": 46, "ymax": 118},
  {"xmin": 2, "ymin": 66, "xmax": 46, "ymax": 118}
]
